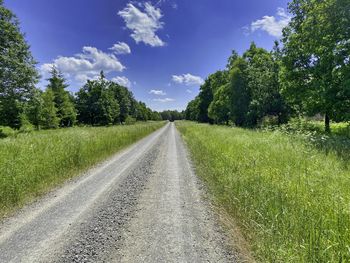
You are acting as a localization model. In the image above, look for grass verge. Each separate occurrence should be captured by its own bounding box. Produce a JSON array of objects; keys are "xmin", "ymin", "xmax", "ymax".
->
[
  {"xmin": 176, "ymin": 121, "xmax": 350, "ymax": 262},
  {"xmin": 0, "ymin": 122, "xmax": 165, "ymax": 218}
]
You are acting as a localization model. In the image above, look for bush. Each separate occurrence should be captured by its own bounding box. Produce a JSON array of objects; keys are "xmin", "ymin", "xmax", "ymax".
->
[
  {"xmin": 0, "ymin": 126, "xmax": 16, "ymax": 138},
  {"xmin": 124, "ymin": 116, "xmax": 136, "ymax": 125},
  {"xmin": 259, "ymin": 115, "xmax": 279, "ymax": 128}
]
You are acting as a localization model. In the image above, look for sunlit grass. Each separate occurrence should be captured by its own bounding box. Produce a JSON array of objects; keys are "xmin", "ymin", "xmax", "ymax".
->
[
  {"xmin": 176, "ymin": 121, "xmax": 350, "ymax": 262},
  {"xmin": 0, "ymin": 122, "xmax": 165, "ymax": 217}
]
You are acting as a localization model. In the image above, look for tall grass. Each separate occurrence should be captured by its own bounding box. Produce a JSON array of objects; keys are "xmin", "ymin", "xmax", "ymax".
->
[
  {"xmin": 176, "ymin": 121, "xmax": 350, "ymax": 262},
  {"xmin": 0, "ymin": 122, "xmax": 165, "ymax": 217}
]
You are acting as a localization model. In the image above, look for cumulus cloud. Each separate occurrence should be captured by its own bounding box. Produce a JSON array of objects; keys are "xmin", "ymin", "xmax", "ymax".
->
[
  {"xmin": 111, "ymin": 76, "xmax": 131, "ymax": 87},
  {"xmin": 149, "ymin": 89, "xmax": 166, "ymax": 95},
  {"xmin": 250, "ymin": 8, "xmax": 291, "ymax": 37},
  {"xmin": 153, "ymin": 98, "xmax": 175, "ymax": 102},
  {"xmin": 109, "ymin": 42, "xmax": 131, "ymax": 55},
  {"xmin": 118, "ymin": 2, "xmax": 165, "ymax": 47},
  {"xmin": 40, "ymin": 46, "xmax": 125, "ymax": 83},
  {"xmin": 172, "ymin": 73, "xmax": 204, "ymax": 86}
]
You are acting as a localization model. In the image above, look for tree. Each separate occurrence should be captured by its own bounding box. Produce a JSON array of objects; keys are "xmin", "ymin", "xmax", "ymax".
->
[
  {"xmin": 227, "ymin": 50, "xmax": 240, "ymax": 70},
  {"xmin": 185, "ymin": 96, "xmax": 200, "ymax": 121},
  {"xmin": 47, "ymin": 67, "xmax": 76, "ymax": 127},
  {"xmin": 27, "ymin": 88, "xmax": 43, "ymax": 129},
  {"xmin": 0, "ymin": 1, "xmax": 39, "ymax": 128},
  {"xmin": 243, "ymin": 43, "xmax": 289, "ymax": 125},
  {"xmin": 109, "ymin": 83, "xmax": 134, "ymax": 123},
  {"xmin": 197, "ymin": 71, "xmax": 228, "ymax": 123},
  {"xmin": 136, "ymin": 101, "xmax": 150, "ymax": 121},
  {"xmin": 75, "ymin": 72, "xmax": 120, "ymax": 125},
  {"xmin": 281, "ymin": 0, "xmax": 350, "ymax": 132},
  {"xmin": 229, "ymin": 57, "xmax": 250, "ymax": 126},
  {"xmin": 208, "ymin": 84, "xmax": 231, "ymax": 124},
  {"xmin": 160, "ymin": 110, "xmax": 184, "ymax": 121},
  {"xmin": 98, "ymin": 87, "xmax": 120, "ymax": 125},
  {"xmin": 60, "ymin": 92, "xmax": 77, "ymax": 127},
  {"xmin": 40, "ymin": 88, "xmax": 59, "ymax": 129}
]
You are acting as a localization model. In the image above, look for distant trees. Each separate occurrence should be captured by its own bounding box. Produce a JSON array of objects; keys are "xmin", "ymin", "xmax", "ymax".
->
[
  {"xmin": 75, "ymin": 72, "xmax": 161, "ymax": 126},
  {"xmin": 160, "ymin": 110, "xmax": 184, "ymax": 121},
  {"xmin": 186, "ymin": 43, "xmax": 289, "ymax": 127},
  {"xmin": 0, "ymin": 0, "xmax": 39, "ymax": 128}
]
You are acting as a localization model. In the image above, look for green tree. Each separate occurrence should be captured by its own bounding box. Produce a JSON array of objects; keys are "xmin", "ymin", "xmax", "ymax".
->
[
  {"xmin": 75, "ymin": 73, "xmax": 120, "ymax": 125},
  {"xmin": 185, "ymin": 96, "xmax": 200, "ymax": 121},
  {"xmin": 47, "ymin": 67, "xmax": 76, "ymax": 127},
  {"xmin": 244, "ymin": 43, "xmax": 289, "ymax": 125},
  {"xmin": 208, "ymin": 84, "xmax": 231, "ymax": 124},
  {"xmin": 281, "ymin": 0, "xmax": 350, "ymax": 132},
  {"xmin": 109, "ymin": 83, "xmax": 135, "ymax": 123},
  {"xmin": 136, "ymin": 101, "xmax": 149, "ymax": 121},
  {"xmin": 229, "ymin": 57, "xmax": 250, "ymax": 126},
  {"xmin": 27, "ymin": 88, "xmax": 43, "ymax": 129},
  {"xmin": 0, "ymin": 1, "xmax": 39, "ymax": 128},
  {"xmin": 160, "ymin": 110, "xmax": 184, "ymax": 121},
  {"xmin": 40, "ymin": 88, "xmax": 59, "ymax": 129},
  {"xmin": 98, "ymin": 87, "xmax": 120, "ymax": 125},
  {"xmin": 197, "ymin": 71, "xmax": 228, "ymax": 123},
  {"xmin": 227, "ymin": 50, "xmax": 240, "ymax": 70}
]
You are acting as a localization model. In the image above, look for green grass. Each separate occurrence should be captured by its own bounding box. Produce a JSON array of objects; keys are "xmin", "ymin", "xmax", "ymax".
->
[
  {"xmin": 275, "ymin": 119, "xmax": 350, "ymax": 163},
  {"xmin": 0, "ymin": 122, "xmax": 165, "ymax": 217},
  {"xmin": 176, "ymin": 121, "xmax": 350, "ymax": 262}
]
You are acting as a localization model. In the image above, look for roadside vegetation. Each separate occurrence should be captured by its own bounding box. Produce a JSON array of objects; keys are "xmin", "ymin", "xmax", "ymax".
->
[
  {"xmin": 0, "ymin": 122, "xmax": 165, "ymax": 218},
  {"xmin": 177, "ymin": 121, "xmax": 350, "ymax": 262},
  {"xmin": 180, "ymin": 1, "xmax": 350, "ymax": 260},
  {"xmin": 185, "ymin": 0, "xmax": 349, "ymax": 134}
]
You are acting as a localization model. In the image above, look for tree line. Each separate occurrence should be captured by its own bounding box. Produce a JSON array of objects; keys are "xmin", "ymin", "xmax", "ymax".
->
[
  {"xmin": 0, "ymin": 1, "xmax": 168, "ymax": 131},
  {"xmin": 185, "ymin": 0, "xmax": 350, "ymax": 132}
]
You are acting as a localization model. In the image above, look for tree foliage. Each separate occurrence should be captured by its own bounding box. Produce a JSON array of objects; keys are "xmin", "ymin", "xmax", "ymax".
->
[
  {"xmin": 186, "ymin": 44, "xmax": 289, "ymax": 127},
  {"xmin": 47, "ymin": 68, "xmax": 77, "ymax": 127},
  {"xmin": 0, "ymin": 1, "xmax": 39, "ymax": 128},
  {"xmin": 281, "ymin": 0, "xmax": 350, "ymax": 132},
  {"xmin": 40, "ymin": 88, "xmax": 59, "ymax": 129}
]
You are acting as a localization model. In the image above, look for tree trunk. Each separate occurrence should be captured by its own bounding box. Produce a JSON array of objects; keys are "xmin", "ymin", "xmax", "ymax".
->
[{"xmin": 325, "ymin": 113, "xmax": 331, "ymax": 133}]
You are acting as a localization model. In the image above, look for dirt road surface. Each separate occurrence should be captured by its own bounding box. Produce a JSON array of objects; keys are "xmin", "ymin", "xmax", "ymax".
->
[{"xmin": 0, "ymin": 123, "xmax": 237, "ymax": 262}]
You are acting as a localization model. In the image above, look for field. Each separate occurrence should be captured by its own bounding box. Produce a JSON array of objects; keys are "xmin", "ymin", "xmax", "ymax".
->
[
  {"xmin": 176, "ymin": 121, "xmax": 350, "ymax": 262},
  {"xmin": 0, "ymin": 122, "xmax": 165, "ymax": 218}
]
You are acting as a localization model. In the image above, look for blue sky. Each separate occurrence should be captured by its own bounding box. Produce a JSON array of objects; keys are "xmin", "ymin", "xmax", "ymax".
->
[{"xmin": 5, "ymin": 0, "xmax": 290, "ymax": 111}]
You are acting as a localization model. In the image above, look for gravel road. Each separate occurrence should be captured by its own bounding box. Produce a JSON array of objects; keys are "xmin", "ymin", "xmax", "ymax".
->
[{"xmin": 0, "ymin": 123, "xmax": 237, "ymax": 263}]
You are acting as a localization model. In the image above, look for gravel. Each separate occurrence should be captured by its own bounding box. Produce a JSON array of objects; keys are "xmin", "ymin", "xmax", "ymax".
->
[{"xmin": 0, "ymin": 123, "xmax": 238, "ymax": 263}]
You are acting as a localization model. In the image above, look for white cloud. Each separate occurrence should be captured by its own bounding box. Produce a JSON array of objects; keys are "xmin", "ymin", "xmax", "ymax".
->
[
  {"xmin": 186, "ymin": 89, "xmax": 192, "ymax": 94},
  {"xmin": 153, "ymin": 98, "xmax": 175, "ymax": 103},
  {"xmin": 41, "ymin": 46, "xmax": 125, "ymax": 83},
  {"xmin": 149, "ymin": 89, "xmax": 166, "ymax": 95},
  {"xmin": 250, "ymin": 8, "xmax": 291, "ymax": 37},
  {"xmin": 111, "ymin": 76, "xmax": 131, "ymax": 87},
  {"xmin": 172, "ymin": 73, "xmax": 204, "ymax": 86},
  {"xmin": 118, "ymin": 2, "xmax": 165, "ymax": 47},
  {"xmin": 109, "ymin": 42, "xmax": 131, "ymax": 55}
]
